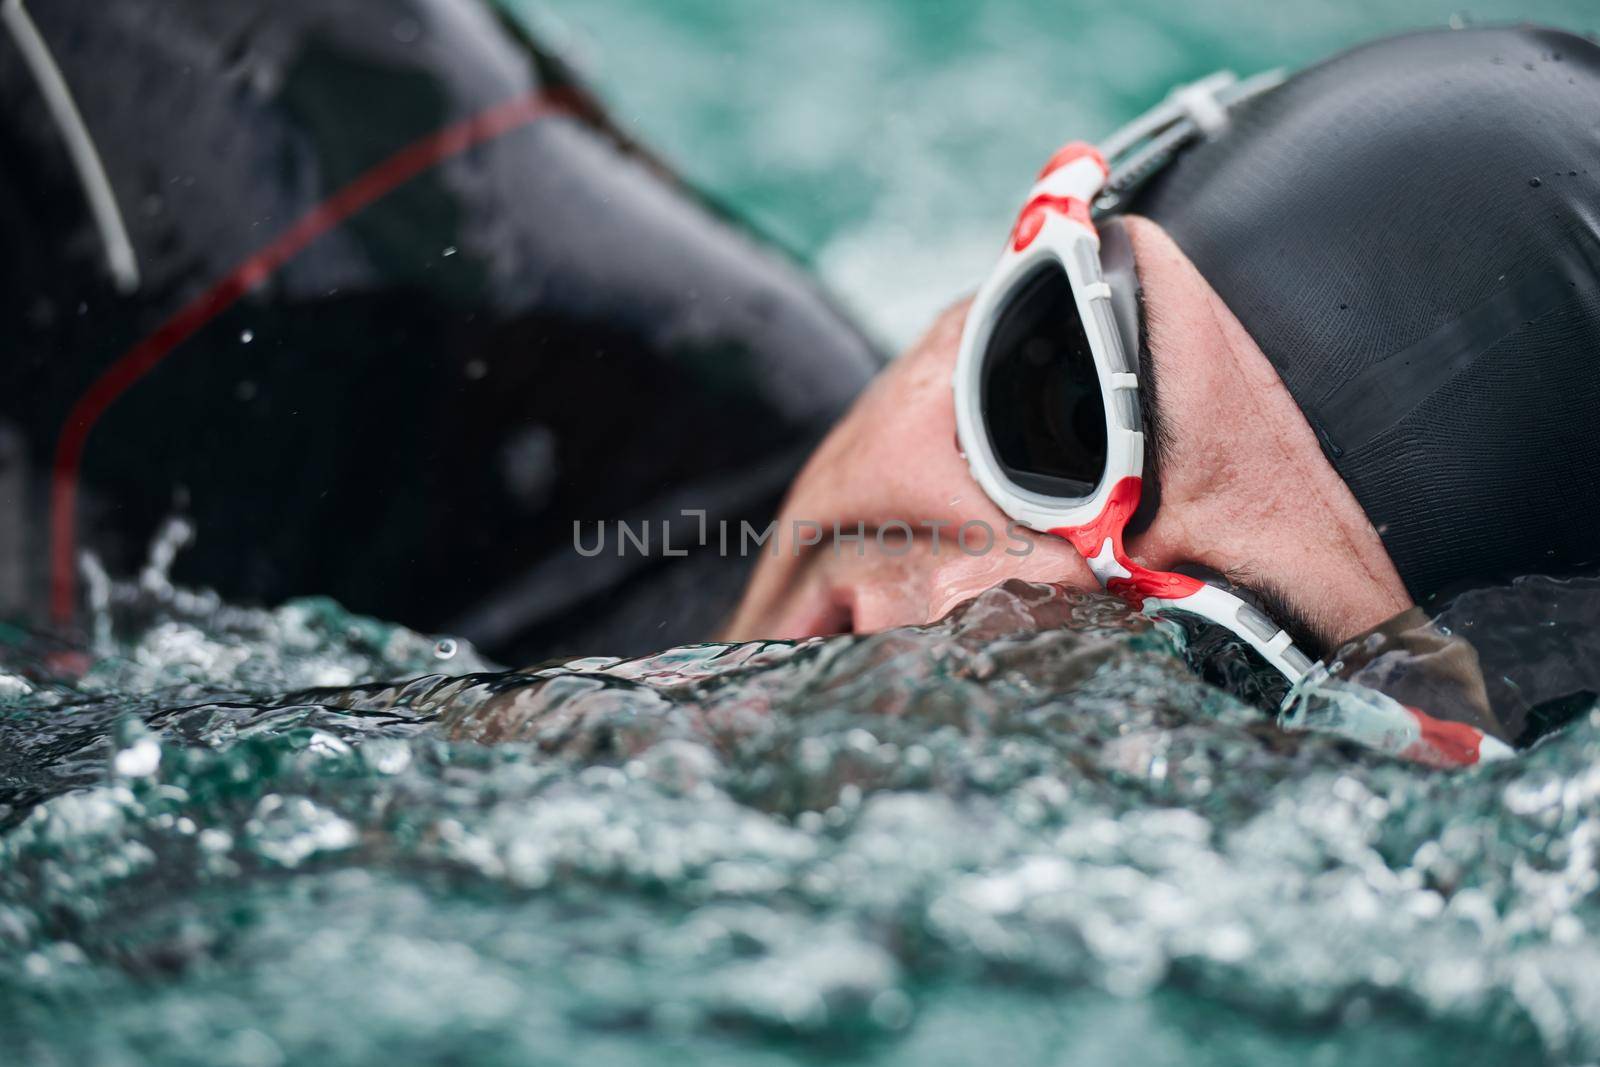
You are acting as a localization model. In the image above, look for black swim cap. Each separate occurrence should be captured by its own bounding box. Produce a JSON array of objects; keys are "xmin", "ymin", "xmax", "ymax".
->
[{"xmin": 1129, "ymin": 25, "xmax": 1600, "ymax": 605}]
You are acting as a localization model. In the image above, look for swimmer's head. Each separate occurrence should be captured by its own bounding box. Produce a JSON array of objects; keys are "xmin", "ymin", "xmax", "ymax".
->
[{"xmin": 725, "ymin": 24, "xmax": 1600, "ymax": 653}]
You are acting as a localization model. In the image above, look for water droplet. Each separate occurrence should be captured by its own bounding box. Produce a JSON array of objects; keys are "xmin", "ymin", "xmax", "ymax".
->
[
  {"xmin": 1529, "ymin": 177, "xmax": 1543, "ymax": 188},
  {"xmin": 113, "ymin": 737, "xmax": 162, "ymax": 778},
  {"xmin": 433, "ymin": 637, "xmax": 458, "ymax": 660},
  {"xmin": 198, "ymin": 828, "xmax": 233, "ymax": 853},
  {"xmin": 240, "ymin": 329, "xmax": 254, "ymax": 343},
  {"xmin": 442, "ymin": 246, "xmax": 457, "ymax": 257}
]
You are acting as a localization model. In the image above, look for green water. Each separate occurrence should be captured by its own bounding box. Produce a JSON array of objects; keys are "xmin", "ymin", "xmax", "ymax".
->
[
  {"xmin": 515, "ymin": 0, "xmax": 1598, "ymax": 347},
  {"xmin": 2, "ymin": 547, "xmax": 1599, "ymax": 1065}
]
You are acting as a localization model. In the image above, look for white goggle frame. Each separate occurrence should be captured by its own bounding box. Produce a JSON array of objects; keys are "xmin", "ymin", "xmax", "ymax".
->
[{"xmin": 952, "ymin": 70, "xmax": 1314, "ymax": 683}]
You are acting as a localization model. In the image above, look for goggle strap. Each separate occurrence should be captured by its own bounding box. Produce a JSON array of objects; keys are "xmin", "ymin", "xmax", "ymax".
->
[
  {"xmin": 1096, "ymin": 68, "xmax": 1285, "ymax": 212},
  {"xmin": 1097, "ymin": 70, "xmax": 1234, "ymax": 160}
]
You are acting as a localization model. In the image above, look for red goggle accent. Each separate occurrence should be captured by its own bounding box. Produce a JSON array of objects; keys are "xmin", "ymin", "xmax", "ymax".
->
[
  {"xmin": 1011, "ymin": 195, "xmax": 1093, "ymax": 252},
  {"xmin": 1047, "ymin": 477, "xmax": 1205, "ymax": 608},
  {"xmin": 1401, "ymin": 704, "xmax": 1488, "ymax": 767},
  {"xmin": 1011, "ymin": 141, "xmax": 1108, "ymax": 252},
  {"xmin": 1036, "ymin": 141, "xmax": 1109, "ymax": 181}
]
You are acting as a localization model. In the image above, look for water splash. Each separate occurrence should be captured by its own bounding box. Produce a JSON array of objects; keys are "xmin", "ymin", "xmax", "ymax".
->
[{"xmin": 1, "ymin": 569, "xmax": 1597, "ymax": 1063}]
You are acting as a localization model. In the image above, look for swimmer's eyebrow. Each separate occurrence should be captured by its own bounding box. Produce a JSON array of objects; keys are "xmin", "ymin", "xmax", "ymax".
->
[{"xmin": 1135, "ymin": 286, "xmax": 1172, "ymax": 510}]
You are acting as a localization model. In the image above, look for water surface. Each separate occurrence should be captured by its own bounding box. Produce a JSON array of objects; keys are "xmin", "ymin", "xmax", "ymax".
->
[{"xmin": 3, "ymin": 562, "xmax": 1598, "ymax": 1064}]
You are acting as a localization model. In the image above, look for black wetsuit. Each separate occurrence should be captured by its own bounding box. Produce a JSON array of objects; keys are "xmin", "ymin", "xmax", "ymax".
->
[{"xmin": 0, "ymin": 0, "xmax": 881, "ymax": 662}]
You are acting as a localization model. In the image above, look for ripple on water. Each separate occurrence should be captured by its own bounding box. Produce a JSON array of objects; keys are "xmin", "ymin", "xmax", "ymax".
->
[{"xmin": 0, "ymin": 577, "xmax": 1594, "ymax": 1065}]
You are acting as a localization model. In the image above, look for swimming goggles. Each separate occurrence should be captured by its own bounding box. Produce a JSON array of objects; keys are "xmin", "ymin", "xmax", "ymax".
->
[{"xmin": 951, "ymin": 70, "xmax": 1319, "ymax": 682}]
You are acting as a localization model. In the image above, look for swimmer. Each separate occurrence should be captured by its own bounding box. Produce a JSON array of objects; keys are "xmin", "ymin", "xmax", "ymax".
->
[
  {"xmin": 6, "ymin": 9, "xmax": 1595, "ymax": 749},
  {"xmin": 727, "ymin": 25, "xmax": 1600, "ymax": 742}
]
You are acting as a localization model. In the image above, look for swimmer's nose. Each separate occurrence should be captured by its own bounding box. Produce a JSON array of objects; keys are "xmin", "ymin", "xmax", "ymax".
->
[
  {"xmin": 813, "ymin": 371, "xmax": 1099, "ymax": 631},
  {"xmin": 922, "ymin": 529, "xmax": 1094, "ymax": 620}
]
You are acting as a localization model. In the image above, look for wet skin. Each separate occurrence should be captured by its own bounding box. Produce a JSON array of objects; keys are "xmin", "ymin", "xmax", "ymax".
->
[{"xmin": 723, "ymin": 216, "xmax": 1412, "ymax": 653}]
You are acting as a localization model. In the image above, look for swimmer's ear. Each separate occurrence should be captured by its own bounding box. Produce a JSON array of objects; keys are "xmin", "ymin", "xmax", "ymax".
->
[{"xmin": 1333, "ymin": 608, "xmax": 1502, "ymax": 743}]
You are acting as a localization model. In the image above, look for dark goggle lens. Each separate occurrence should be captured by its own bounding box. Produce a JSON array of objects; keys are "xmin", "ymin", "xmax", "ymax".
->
[{"xmin": 980, "ymin": 262, "xmax": 1107, "ymax": 498}]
